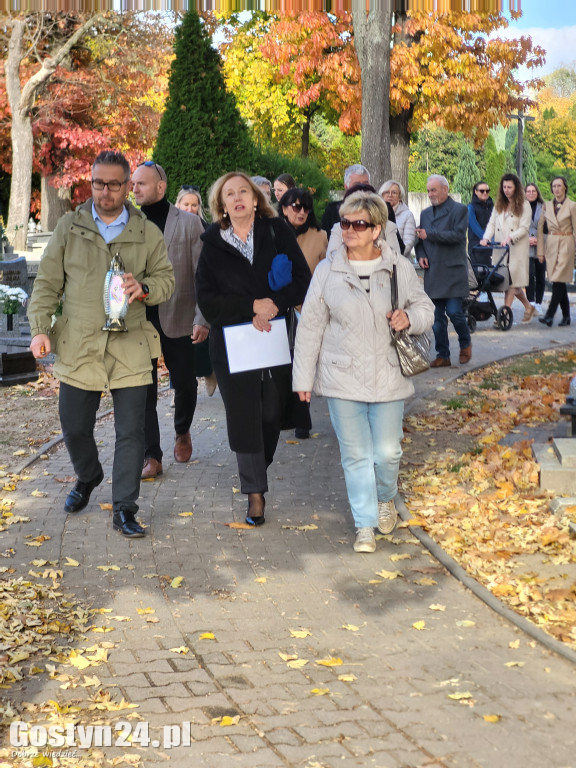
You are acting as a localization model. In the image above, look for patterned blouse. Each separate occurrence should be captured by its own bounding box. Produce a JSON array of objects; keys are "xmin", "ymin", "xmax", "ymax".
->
[{"xmin": 220, "ymin": 224, "xmax": 255, "ymax": 264}]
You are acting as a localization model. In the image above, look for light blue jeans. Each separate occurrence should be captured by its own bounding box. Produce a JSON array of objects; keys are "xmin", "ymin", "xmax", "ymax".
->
[{"xmin": 327, "ymin": 398, "xmax": 404, "ymax": 529}]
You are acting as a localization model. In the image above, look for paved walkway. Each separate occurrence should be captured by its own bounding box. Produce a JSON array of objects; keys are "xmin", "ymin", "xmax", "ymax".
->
[{"xmin": 5, "ymin": 301, "xmax": 576, "ymax": 768}]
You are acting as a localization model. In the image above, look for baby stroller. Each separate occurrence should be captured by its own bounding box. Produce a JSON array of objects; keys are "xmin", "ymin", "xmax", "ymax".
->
[{"xmin": 464, "ymin": 245, "xmax": 513, "ymax": 332}]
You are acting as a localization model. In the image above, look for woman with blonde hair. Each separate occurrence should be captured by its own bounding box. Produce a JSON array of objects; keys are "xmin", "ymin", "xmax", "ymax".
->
[
  {"xmin": 293, "ymin": 191, "xmax": 434, "ymax": 553},
  {"xmin": 196, "ymin": 172, "xmax": 311, "ymax": 526},
  {"xmin": 480, "ymin": 173, "xmax": 533, "ymax": 322},
  {"xmin": 175, "ymin": 185, "xmax": 208, "ymax": 229}
]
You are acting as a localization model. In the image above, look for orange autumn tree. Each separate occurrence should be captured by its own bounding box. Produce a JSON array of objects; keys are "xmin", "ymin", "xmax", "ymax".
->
[
  {"xmin": 388, "ymin": 10, "xmax": 546, "ymax": 191},
  {"xmin": 221, "ymin": 12, "xmax": 360, "ymax": 159}
]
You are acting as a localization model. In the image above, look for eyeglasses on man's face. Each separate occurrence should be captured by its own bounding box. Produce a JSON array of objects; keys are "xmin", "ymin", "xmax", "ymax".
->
[
  {"xmin": 477, "ymin": 188, "xmax": 490, "ymax": 194},
  {"xmin": 91, "ymin": 179, "xmax": 127, "ymax": 191},
  {"xmin": 138, "ymin": 160, "xmax": 164, "ymax": 180},
  {"xmin": 340, "ymin": 218, "xmax": 374, "ymax": 232},
  {"xmin": 290, "ymin": 202, "xmax": 311, "ymax": 213}
]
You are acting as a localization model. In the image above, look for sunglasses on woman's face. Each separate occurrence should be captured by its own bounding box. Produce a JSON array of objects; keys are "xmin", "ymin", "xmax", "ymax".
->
[
  {"xmin": 290, "ymin": 202, "xmax": 311, "ymax": 213},
  {"xmin": 340, "ymin": 218, "xmax": 374, "ymax": 232}
]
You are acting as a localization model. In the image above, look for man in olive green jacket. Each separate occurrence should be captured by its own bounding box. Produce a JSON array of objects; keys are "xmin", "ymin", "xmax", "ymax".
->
[{"xmin": 28, "ymin": 150, "xmax": 174, "ymax": 538}]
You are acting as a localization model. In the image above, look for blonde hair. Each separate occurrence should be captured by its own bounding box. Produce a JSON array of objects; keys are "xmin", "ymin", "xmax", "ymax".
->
[
  {"xmin": 208, "ymin": 172, "xmax": 276, "ymax": 229},
  {"xmin": 175, "ymin": 188, "xmax": 206, "ymax": 220},
  {"xmin": 339, "ymin": 191, "xmax": 388, "ymax": 228}
]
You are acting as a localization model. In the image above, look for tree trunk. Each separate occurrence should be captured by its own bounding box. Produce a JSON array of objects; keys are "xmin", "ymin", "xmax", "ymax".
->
[
  {"xmin": 4, "ymin": 13, "xmax": 102, "ymax": 251},
  {"xmin": 301, "ymin": 114, "xmax": 310, "ymax": 159},
  {"xmin": 40, "ymin": 175, "xmax": 71, "ymax": 232},
  {"xmin": 5, "ymin": 20, "xmax": 32, "ymax": 251},
  {"xmin": 390, "ymin": 109, "xmax": 412, "ymax": 195},
  {"xmin": 352, "ymin": 0, "xmax": 392, "ymax": 190}
]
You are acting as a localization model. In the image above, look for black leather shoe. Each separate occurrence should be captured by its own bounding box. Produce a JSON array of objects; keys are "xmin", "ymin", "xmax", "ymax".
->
[
  {"xmin": 295, "ymin": 428, "xmax": 310, "ymax": 439},
  {"xmin": 559, "ymin": 317, "xmax": 571, "ymax": 327},
  {"xmin": 538, "ymin": 316, "xmax": 553, "ymax": 327},
  {"xmin": 64, "ymin": 469, "xmax": 104, "ymax": 513},
  {"xmin": 113, "ymin": 507, "xmax": 145, "ymax": 538},
  {"xmin": 245, "ymin": 493, "xmax": 266, "ymax": 527}
]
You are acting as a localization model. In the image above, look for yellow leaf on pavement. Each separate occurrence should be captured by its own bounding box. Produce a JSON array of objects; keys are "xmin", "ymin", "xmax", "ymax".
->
[
  {"xmin": 429, "ymin": 604, "xmax": 446, "ymax": 611},
  {"xmin": 316, "ymin": 656, "xmax": 343, "ymax": 667},
  {"xmin": 287, "ymin": 658, "xmax": 309, "ymax": 668},
  {"xmin": 170, "ymin": 576, "xmax": 183, "ymax": 589},
  {"xmin": 290, "ymin": 628, "xmax": 311, "ymax": 638},
  {"xmin": 412, "ymin": 621, "xmax": 426, "ymax": 630},
  {"xmin": 219, "ymin": 715, "xmax": 240, "ymax": 726},
  {"xmin": 310, "ymin": 688, "xmax": 330, "ymax": 695},
  {"xmin": 341, "ymin": 624, "xmax": 360, "ymax": 632},
  {"xmin": 375, "ymin": 569, "xmax": 403, "ymax": 580},
  {"xmin": 64, "ymin": 557, "xmax": 80, "ymax": 567},
  {"xmin": 338, "ymin": 674, "xmax": 357, "ymax": 682},
  {"xmin": 169, "ymin": 646, "xmax": 189, "ymax": 654},
  {"xmin": 448, "ymin": 691, "xmax": 473, "ymax": 700},
  {"xmin": 136, "ymin": 607, "xmax": 155, "ymax": 615},
  {"xmin": 199, "ymin": 632, "xmax": 215, "ymax": 640},
  {"xmin": 483, "ymin": 714, "xmax": 502, "ymax": 723}
]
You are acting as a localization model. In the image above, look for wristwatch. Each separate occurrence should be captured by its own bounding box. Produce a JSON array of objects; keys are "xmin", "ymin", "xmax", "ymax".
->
[{"xmin": 138, "ymin": 283, "xmax": 150, "ymax": 301}]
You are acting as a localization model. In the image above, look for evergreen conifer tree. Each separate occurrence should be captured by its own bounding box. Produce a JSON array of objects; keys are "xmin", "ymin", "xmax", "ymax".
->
[
  {"xmin": 153, "ymin": 12, "xmax": 256, "ymax": 202},
  {"xmin": 453, "ymin": 142, "xmax": 479, "ymax": 201},
  {"xmin": 484, "ymin": 133, "xmax": 506, "ymax": 197}
]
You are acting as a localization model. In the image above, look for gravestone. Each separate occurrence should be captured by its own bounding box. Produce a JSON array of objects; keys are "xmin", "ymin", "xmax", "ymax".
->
[
  {"xmin": 0, "ymin": 256, "xmax": 28, "ymax": 336},
  {"xmin": 0, "ymin": 255, "xmax": 37, "ymax": 384}
]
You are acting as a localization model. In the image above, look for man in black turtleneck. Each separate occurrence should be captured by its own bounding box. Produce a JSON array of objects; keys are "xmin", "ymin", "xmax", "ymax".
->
[{"xmin": 132, "ymin": 161, "xmax": 208, "ymax": 478}]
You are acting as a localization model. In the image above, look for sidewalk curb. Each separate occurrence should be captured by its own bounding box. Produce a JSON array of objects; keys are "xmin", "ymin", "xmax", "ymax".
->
[{"xmin": 396, "ymin": 495, "xmax": 576, "ymax": 666}]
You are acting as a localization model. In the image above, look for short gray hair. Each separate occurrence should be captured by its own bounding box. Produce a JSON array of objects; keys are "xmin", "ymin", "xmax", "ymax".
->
[
  {"xmin": 378, "ymin": 179, "xmax": 406, "ymax": 200},
  {"xmin": 251, "ymin": 176, "xmax": 271, "ymax": 190},
  {"xmin": 427, "ymin": 174, "xmax": 449, "ymax": 190},
  {"xmin": 344, "ymin": 164, "xmax": 370, "ymax": 187}
]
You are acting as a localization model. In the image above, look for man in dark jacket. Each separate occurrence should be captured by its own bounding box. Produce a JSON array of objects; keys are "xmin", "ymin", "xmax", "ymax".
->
[
  {"xmin": 467, "ymin": 181, "xmax": 494, "ymax": 256},
  {"xmin": 415, "ymin": 175, "xmax": 471, "ymax": 367},
  {"xmin": 320, "ymin": 164, "xmax": 370, "ymax": 236},
  {"xmin": 132, "ymin": 161, "xmax": 208, "ymax": 478}
]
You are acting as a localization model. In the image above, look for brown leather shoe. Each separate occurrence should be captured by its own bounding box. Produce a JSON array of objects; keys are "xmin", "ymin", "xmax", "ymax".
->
[
  {"xmin": 142, "ymin": 457, "xmax": 163, "ymax": 480},
  {"xmin": 459, "ymin": 345, "xmax": 472, "ymax": 364},
  {"xmin": 430, "ymin": 357, "xmax": 451, "ymax": 368},
  {"xmin": 174, "ymin": 432, "xmax": 192, "ymax": 463}
]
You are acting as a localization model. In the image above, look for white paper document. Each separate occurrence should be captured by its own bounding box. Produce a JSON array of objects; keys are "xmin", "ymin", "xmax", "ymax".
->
[{"xmin": 223, "ymin": 318, "xmax": 291, "ymax": 374}]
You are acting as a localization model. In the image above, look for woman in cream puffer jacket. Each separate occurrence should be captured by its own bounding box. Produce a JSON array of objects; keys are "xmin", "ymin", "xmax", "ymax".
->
[{"xmin": 293, "ymin": 191, "xmax": 434, "ymax": 554}]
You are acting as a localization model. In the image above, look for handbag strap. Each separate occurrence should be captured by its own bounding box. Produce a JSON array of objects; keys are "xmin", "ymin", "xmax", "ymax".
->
[{"xmin": 390, "ymin": 263, "xmax": 399, "ymax": 312}]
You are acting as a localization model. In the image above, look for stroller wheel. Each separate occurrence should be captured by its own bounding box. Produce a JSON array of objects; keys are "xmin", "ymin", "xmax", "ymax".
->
[
  {"xmin": 467, "ymin": 315, "xmax": 477, "ymax": 333},
  {"xmin": 496, "ymin": 305, "xmax": 513, "ymax": 331}
]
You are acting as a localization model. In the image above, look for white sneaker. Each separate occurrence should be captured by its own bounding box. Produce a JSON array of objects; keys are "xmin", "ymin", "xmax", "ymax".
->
[
  {"xmin": 354, "ymin": 527, "xmax": 376, "ymax": 553},
  {"xmin": 533, "ymin": 303, "xmax": 543, "ymax": 316},
  {"xmin": 378, "ymin": 500, "xmax": 398, "ymax": 534}
]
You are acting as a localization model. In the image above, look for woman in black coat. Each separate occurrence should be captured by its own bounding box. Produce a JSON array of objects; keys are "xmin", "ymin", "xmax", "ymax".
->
[{"xmin": 196, "ymin": 172, "xmax": 311, "ymax": 526}]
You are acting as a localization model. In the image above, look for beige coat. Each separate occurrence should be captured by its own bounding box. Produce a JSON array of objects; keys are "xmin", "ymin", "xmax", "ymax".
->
[
  {"xmin": 537, "ymin": 198, "xmax": 576, "ymax": 283},
  {"xmin": 483, "ymin": 200, "xmax": 531, "ymax": 288},
  {"xmin": 296, "ymin": 226, "xmax": 327, "ymax": 276}
]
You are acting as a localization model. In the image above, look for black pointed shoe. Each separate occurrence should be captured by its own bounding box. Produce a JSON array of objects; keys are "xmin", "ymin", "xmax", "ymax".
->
[
  {"xmin": 64, "ymin": 469, "xmax": 104, "ymax": 514},
  {"xmin": 113, "ymin": 507, "xmax": 145, "ymax": 538},
  {"xmin": 538, "ymin": 316, "xmax": 553, "ymax": 327},
  {"xmin": 245, "ymin": 492, "xmax": 266, "ymax": 527},
  {"xmin": 559, "ymin": 317, "xmax": 571, "ymax": 327}
]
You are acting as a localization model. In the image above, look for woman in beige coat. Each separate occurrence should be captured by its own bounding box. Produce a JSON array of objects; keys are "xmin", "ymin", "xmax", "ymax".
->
[
  {"xmin": 537, "ymin": 176, "xmax": 576, "ymax": 327},
  {"xmin": 481, "ymin": 173, "xmax": 534, "ymax": 322}
]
